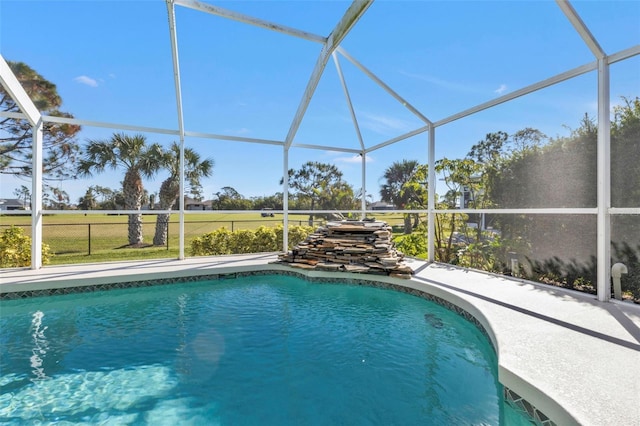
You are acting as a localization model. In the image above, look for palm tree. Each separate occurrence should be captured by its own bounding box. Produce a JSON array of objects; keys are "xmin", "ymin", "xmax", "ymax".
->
[
  {"xmin": 379, "ymin": 159, "xmax": 419, "ymax": 234},
  {"xmin": 77, "ymin": 133, "xmax": 163, "ymax": 246},
  {"xmin": 152, "ymin": 142, "xmax": 213, "ymax": 246}
]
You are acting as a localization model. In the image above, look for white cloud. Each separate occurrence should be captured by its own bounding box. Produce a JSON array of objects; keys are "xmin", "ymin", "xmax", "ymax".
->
[
  {"xmin": 358, "ymin": 112, "xmax": 414, "ymax": 136},
  {"xmin": 494, "ymin": 84, "xmax": 507, "ymax": 95},
  {"xmin": 224, "ymin": 127, "xmax": 251, "ymax": 135},
  {"xmin": 333, "ymin": 154, "xmax": 373, "ymax": 164},
  {"xmin": 74, "ymin": 75, "xmax": 98, "ymax": 87},
  {"xmin": 398, "ymin": 70, "xmax": 478, "ymax": 93}
]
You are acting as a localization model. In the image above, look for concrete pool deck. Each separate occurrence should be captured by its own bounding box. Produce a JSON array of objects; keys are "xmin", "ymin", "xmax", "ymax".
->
[{"xmin": 1, "ymin": 254, "xmax": 639, "ymax": 426}]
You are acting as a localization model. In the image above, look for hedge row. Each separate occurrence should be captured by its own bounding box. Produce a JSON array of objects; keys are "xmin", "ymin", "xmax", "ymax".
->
[{"xmin": 190, "ymin": 224, "xmax": 314, "ymax": 256}]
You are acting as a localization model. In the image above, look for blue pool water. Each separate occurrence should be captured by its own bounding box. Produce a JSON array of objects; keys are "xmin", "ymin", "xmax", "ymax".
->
[{"xmin": 0, "ymin": 275, "xmax": 531, "ymax": 425}]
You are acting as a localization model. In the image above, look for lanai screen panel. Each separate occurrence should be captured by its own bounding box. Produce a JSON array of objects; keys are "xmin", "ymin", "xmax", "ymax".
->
[
  {"xmin": 339, "ymin": 1, "xmax": 597, "ymax": 125},
  {"xmin": 1, "ymin": 1, "xmax": 176, "ymax": 128},
  {"xmin": 571, "ymin": 0, "xmax": 640, "ymax": 54},
  {"xmin": 173, "ymin": 3, "xmax": 323, "ymax": 142}
]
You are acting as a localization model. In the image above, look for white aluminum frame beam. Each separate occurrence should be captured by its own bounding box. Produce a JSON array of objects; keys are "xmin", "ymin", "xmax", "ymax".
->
[
  {"xmin": 610, "ymin": 208, "xmax": 640, "ymax": 215},
  {"xmin": 361, "ymin": 153, "xmax": 367, "ymax": 216},
  {"xmin": 607, "ymin": 45, "xmax": 640, "ymax": 64},
  {"xmin": 427, "ymin": 125, "xmax": 435, "ymax": 263},
  {"xmin": 336, "ymin": 47, "xmax": 432, "ymax": 126},
  {"xmin": 282, "ymin": 148, "xmax": 289, "ymax": 251},
  {"xmin": 434, "ymin": 61, "xmax": 597, "ymax": 128},
  {"xmin": 0, "ymin": 54, "xmax": 44, "ymax": 269},
  {"xmin": 332, "ymin": 52, "xmax": 366, "ymax": 151},
  {"xmin": 557, "ymin": 0, "xmax": 613, "ymax": 302},
  {"xmin": 290, "ymin": 143, "xmax": 360, "ymax": 154},
  {"xmin": 175, "ymin": 0, "xmax": 326, "ymax": 44},
  {"xmin": 166, "ymin": 0, "xmax": 188, "ymax": 260},
  {"xmin": 185, "ymin": 131, "xmax": 284, "ymax": 146},
  {"xmin": 2, "ymin": 111, "xmax": 375, "ymax": 154},
  {"xmin": 596, "ymin": 58, "xmax": 611, "ymax": 301},
  {"xmin": 556, "ymin": 0, "xmax": 605, "ymax": 59},
  {"xmin": 30, "ymin": 123, "xmax": 44, "ymax": 269},
  {"xmin": 366, "ymin": 125, "xmax": 429, "ymax": 154},
  {"xmin": 0, "ymin": 55, "xmax": 41, "ymax": 125},
  {"xmin": 284, "ymin": 0, "xmax": 373, "ymax": 149},
  {"xmin": 434, "ymin": 208, "xmax": 598, "ymax": 215},
  {"xmin": 42, "ymin": 114, "xmax": 180, "ymax": 136}
]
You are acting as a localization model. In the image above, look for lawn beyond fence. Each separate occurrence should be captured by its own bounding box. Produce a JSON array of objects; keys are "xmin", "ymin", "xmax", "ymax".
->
[{"xmin": 0, "ymin": 212, "xmax": 407, "ymax": 265}]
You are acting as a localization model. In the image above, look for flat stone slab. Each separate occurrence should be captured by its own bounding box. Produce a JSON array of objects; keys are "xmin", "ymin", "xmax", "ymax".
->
[{"xmin": 277, "ymin": 220, "xmax": 411, "ymax": 277}]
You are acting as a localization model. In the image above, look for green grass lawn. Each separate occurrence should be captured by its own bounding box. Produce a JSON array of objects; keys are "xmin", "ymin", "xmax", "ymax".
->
[{"xmin": 1, "ymin": 212, "xmax": 408, "ymax": 266}]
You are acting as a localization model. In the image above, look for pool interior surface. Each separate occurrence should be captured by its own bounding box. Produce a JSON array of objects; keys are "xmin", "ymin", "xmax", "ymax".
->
[{"xmin": 0, "ymin": 274, "xmax": 532, "ymax": 425}]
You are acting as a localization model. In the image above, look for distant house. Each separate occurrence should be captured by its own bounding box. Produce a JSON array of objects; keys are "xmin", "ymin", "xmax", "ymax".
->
[
  {"xmin": 369, "ymin": 201, "xmax": 395, "ymax": 210},
  {"xmin": 184, "ymin": 197, "xmax": 212, "ymax": 211},
  {"xmin": 0, "ymin": 198, "xmax": 29, "ymax": 211}
]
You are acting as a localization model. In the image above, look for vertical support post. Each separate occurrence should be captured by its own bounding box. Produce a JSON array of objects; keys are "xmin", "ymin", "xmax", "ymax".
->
[
  {"xmin": 31, "ymin": 120, "xmax": 44, "ymax": 269},
  {"xmin": 166, "ymin": 0, "xmax": 186, "ymax": 260},
  {"xmin": 178, "ymin": 141, "xmax": 185, "ymax": 260},
  {"xmin": 596, "ymin": 57, "xmax": 611, "ymax": 301},
  {"xmin": 361, "ymin": 152, "xmax": 367, "ymax": 218},
  {"xmin": 88, "ymin": 223, "xmax": 92, "ymax": 255},
  {"xmin": 427, "ymin": 125, "xmax": 435, "ymax": 263},
  {"xmin": 282, "ymin": 147, "xmax": 289, "ymax": 252}
]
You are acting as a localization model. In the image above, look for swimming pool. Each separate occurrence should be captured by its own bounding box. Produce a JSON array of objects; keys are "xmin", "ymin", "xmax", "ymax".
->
[{"xmin": 0, "ymin": 274, "xmax": 532, "ymax": 425}]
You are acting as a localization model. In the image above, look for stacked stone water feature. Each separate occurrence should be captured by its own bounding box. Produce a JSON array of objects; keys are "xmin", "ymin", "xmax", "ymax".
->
[{"xmin": 276, "ymin": 220, "xmax": 413, "ymax": 279}]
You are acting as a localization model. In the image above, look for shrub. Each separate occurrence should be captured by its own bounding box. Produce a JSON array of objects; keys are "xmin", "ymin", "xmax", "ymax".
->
[
  {"xmin": 275, "ymin": 224, "xmax": 315, "ymax": 249},
  {"xmin": 393, "ymin": 231, "xmax": 427, "ymax": 258},
  {"xmin": 253, "ymin": 226, "xmax": 278, "ymax": 252},
  {"xmin": 228, "ymin": 229, "xmax": 256, "ymax": 254},
  {"xmin": 191, "ymin": 225, "xmax": 315, "ymax": 256},
  {"xmin": 190, "ymin": 228, "xmax": 232, "ymax": 256},
  {"xmin": 0, "ymin": 226, "xmax": 52, "ymax": 268}
]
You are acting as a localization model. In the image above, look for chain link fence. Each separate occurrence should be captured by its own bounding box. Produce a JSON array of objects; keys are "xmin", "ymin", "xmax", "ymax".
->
[{"xmin": 1, "ymin": 218, "xmax": 325, "ymax": 258}]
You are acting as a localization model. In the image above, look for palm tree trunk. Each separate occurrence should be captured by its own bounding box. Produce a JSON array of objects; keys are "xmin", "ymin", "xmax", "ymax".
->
[
  {"xmin": 123, "ymin": 168, "xmax": 144, "ymax": 246},
  {"xmin": 153, "ymin": 213, "xmax": 171, "ymax": 246},
  {"xmin": 153, "ymin": 178, "xmax": 179, "ymax": 246},
  {"xmin": 128, "ymin": 214, "xmax": 143, "ymax": 246}
]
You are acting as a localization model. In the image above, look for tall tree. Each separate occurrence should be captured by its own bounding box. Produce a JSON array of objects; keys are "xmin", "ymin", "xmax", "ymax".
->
[
  {"xmin": 92, "ymin": 185, "xmax": 117, "ymax": 208},
  {"xmin": 152, "ymin": 142, "xmax": 213, "ymax": 246},
  {"xmin": 77, "ymin": 187, "xmax": 97, "ymax": 210},
  {"xmin": 432, "ymin": 158, "xmax": 484, "ymax": 261},
  {"xmin": 211, "ymin": 186, "xmax": 250, "ymax": 211},
  {"xmin": 466, "ymin": 131, "xmax": 508, "ymax": 164},
  {"xmin": 0, "ymin": 61, "xmax": 81, "ymax": 181},
  {"xmin": 44, "ymin": 187, "xmax": 69, "ymax": 209},
  {"xmin": 250, "ymin": 193, "xmax": 284, "ymax": 210},
  {"xmin": 12, "ymin": 185, "xmax": 31, "ymax": 209},
  {"xmin": 511, "ymin": 128, "xmax": 547, "ymax": 154},
  {"xmin": 379, "ymin": 160, "xmax": 420, "ymax": 233},
  {"xmin": 282, "ymin": 161, "xmax": 356, "ymax": 225},
  {"xmin": 77, "ymin": 133, "xmax": 163, "ymax": 246}
]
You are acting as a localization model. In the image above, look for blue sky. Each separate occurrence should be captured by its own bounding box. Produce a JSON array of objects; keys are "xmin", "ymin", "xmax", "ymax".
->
[{"xmin": 1, "ymin": 0, "xmax": 639, "ymax": 204}]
